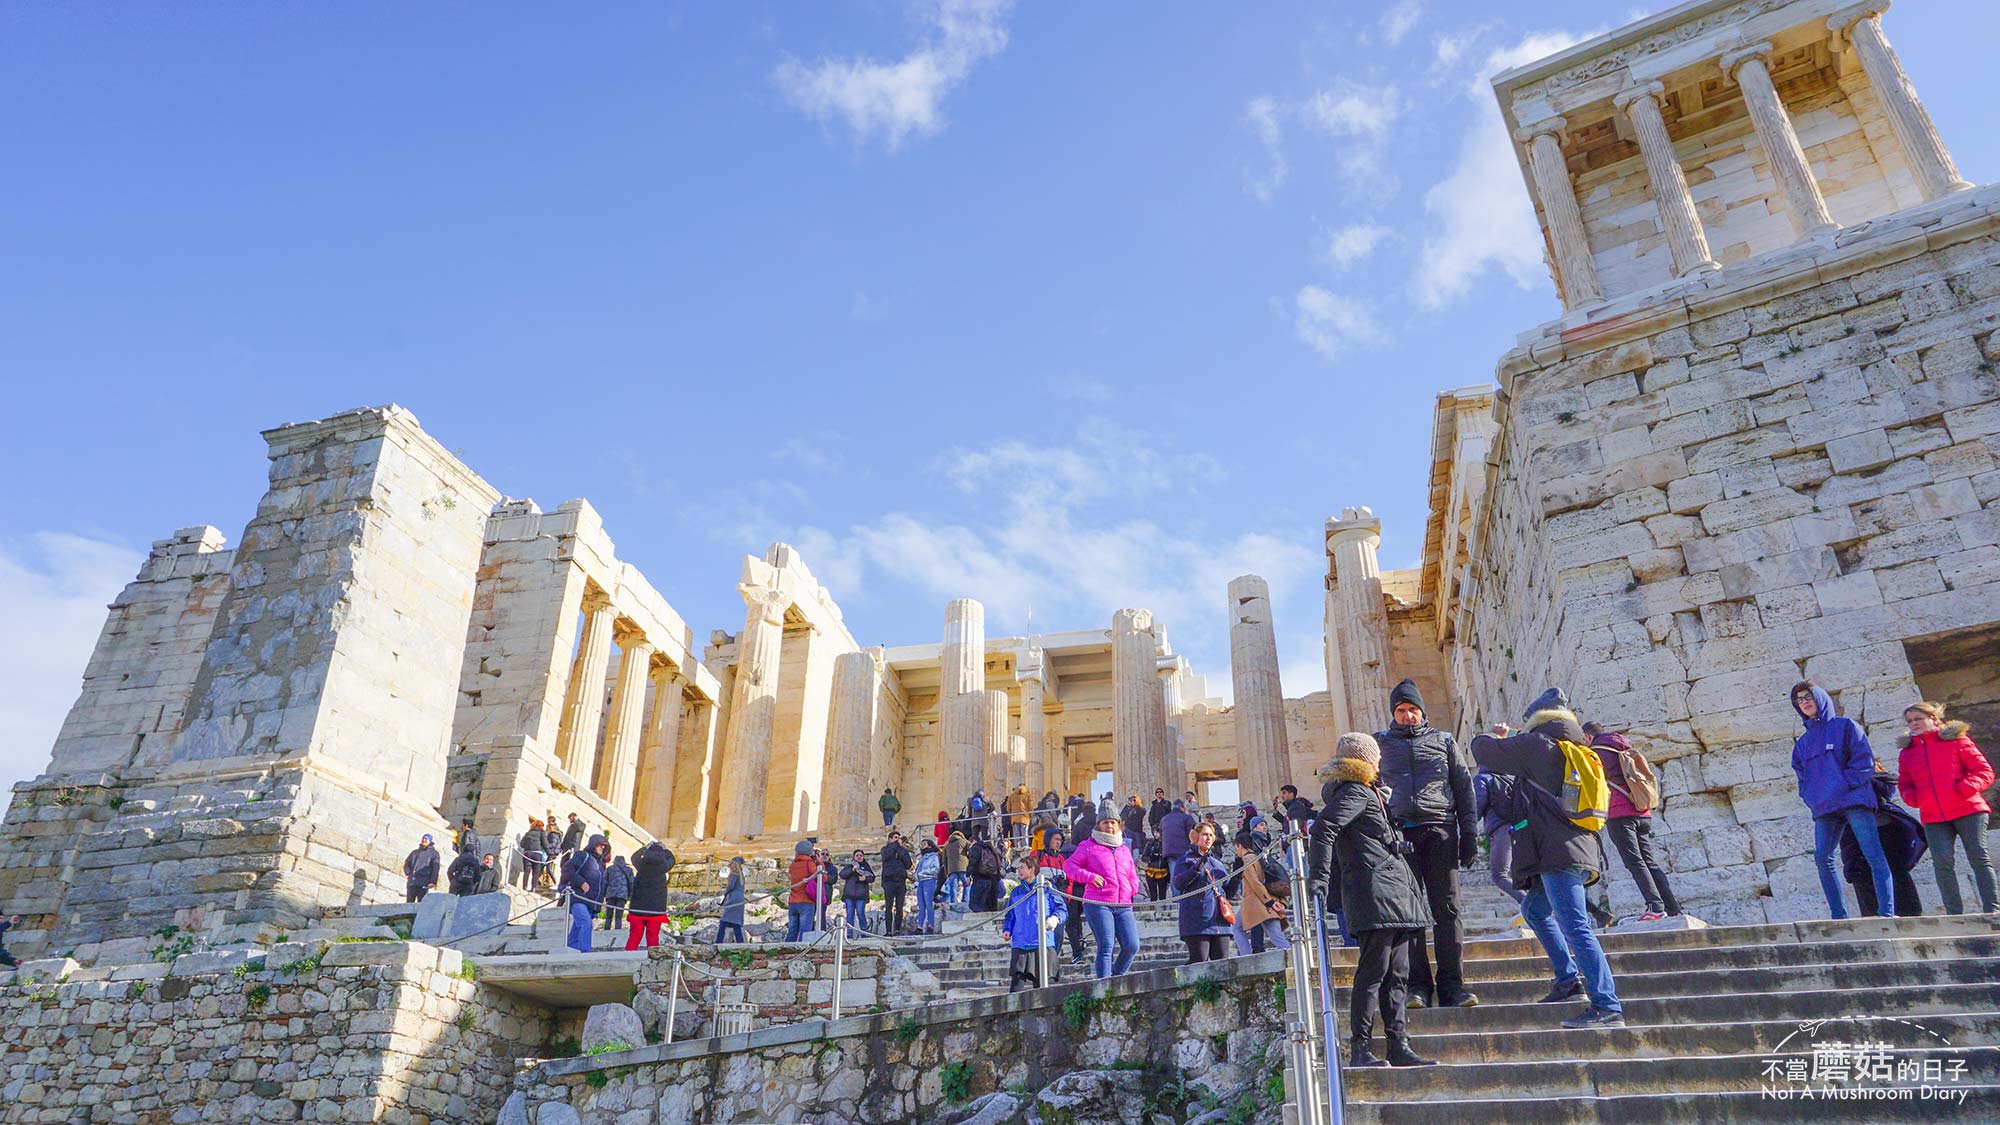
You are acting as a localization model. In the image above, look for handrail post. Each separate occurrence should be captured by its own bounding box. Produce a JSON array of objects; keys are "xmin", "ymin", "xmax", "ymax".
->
[
  {"xmin": 664, "ymin": 950, "xmax": 684, "ymax": 1045},
  {"xmin": 1297, "ymin": 829, "xmax": 1345, "ymax": 1125},
  {"xmin": 1034, "ymin": 867, "xmax": 1050, "ymax": 991},
  {"xmin": 1283, "ymin": 830, "xmax": 1324, "ymax": 1125},
  {"xmin": 830, "ymin": 921, "xmax": 846, "ymax": 1022}
]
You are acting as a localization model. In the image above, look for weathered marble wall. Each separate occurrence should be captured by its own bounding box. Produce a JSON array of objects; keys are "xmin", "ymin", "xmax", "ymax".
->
[{"xmin": 1462, "ymin": 191, "xmax": 2000, "ymax": 923}]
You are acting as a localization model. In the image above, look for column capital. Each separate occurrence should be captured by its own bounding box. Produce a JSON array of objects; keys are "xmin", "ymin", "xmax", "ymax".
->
[
  {"xmin": 737, "ymin": 583, "xmax": 790, "ymax": 627},
  {"xmin": 1511, "ymin": 116, "xmax": 1567, "ymax": 144},
  {"xmin": 1719, "ymin": 41, "xmax": 1776, "ymax": 77},
  {"xmin": 1828, "ymin": 2, "xmax": 1888, "ymax": 35},
  {"xmin": 1612, "ymin": 80, "xmax": 1666, "ymax": 111}
]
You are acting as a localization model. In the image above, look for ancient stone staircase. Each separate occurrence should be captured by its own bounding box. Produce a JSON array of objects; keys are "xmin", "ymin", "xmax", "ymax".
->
[{"xmin": 1296, "ymin": 912, "xmax": 2000, "ymax": 1123}]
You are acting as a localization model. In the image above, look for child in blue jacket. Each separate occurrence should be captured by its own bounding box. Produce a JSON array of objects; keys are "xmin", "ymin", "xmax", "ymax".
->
[
  {"xmin": 1001, "ymin": 854, "xmax": 1067, "ymax": 992},
  {"xmin": 1791, "ymin": 681, "xmax": 1895, "ymax": 918}
]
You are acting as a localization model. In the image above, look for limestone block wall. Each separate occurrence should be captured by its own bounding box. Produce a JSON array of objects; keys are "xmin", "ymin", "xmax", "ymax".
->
[
  {"xmin": 43, "ymin": 526, "xmax": 235, "ymax": 778},
  {"xmin": 523, "ymin": 954, "xmax": 1290, "ymax": 1125},
  {"xmin": 638, "ymin": 943, "xmax": 940, "ymax": 1037},
  {"xmin": 1464, "ymin": 189, "xmax": 2000, "ymax": 923},
  {"xmin": 1178, "ymin": 693, "xmax": 1334, "ymax": 804},
  {"xmin": 0, "ymin": 940, "xmax": 551, "ymax": 1124},
  {"xmin": 1384, "ymin": 604, "xmax": 1456, "ymax": 734}
]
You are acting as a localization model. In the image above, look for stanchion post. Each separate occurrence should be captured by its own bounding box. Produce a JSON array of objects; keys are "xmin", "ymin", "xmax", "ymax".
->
[
  {"xmin": 830, "ymin": 921, "xmax": 846, "ymax": 1022},
  {"xmin": 1034, "ymin": 867, "xmax": 1049, "ymax": 991},
  {"xmin": 664, "ymin": 950, "xmax": 684, "ymax": 1045},
  {"xmin": 1292, "ymin": 829, "xmax": 1344, "ymax": 1125},
  {"xmin": 1283, "ymin": 830, "xmax": 1325, "ymax": 1125}
]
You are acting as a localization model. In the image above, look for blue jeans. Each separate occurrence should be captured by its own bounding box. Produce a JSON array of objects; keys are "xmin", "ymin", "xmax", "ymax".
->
[
  {"xmin": 784, "ymin": 902, "xmax": 815, "ymax": 942},
  {"xmin": 567, "ymin": 900, "xmax": 595, "ymax": 953},
  {"xmin": 1815, "ymin": 808, "xmax": 1894, "ymax": 919},
  {"xmin": 716, "ymin": 921, "xmax": 745, "ymax": 943},
  {"xmin": 915, "ymin": 878, "xmax": 938, "ymax": 931},
  {"xmin": 883, "ymin": 809, "xmax": 896, "ymax": 826},
  {"xmin": 844, "ymin": 899, "xmax": 868, "ymax": 935},
  {"xmin": 1521, "ymin": 867, "xmax": 1622, "ymax": 1014},
  {"xmin": 1083, "ymin": 903, "xmax": 1140, "ymax": 978},
  {"xmin": 943, "ymin": 872, "xmax": 967, "ymax": 904}
]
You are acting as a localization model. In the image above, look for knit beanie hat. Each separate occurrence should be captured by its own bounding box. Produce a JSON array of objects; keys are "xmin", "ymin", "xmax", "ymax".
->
[
  {"xmin": 1522, "ymin": 686, "xmax": 1569, "ymax": 721},
  {"xmin": 1389, "ymin": 678, "xmax": 1425, "ymax": 716},
  {"xmin": 1333, "ymin": 731, "xmax": 1382, "ymax": 768}
]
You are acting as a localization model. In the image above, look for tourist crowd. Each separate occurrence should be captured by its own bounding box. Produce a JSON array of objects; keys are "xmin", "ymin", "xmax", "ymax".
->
[{"xmin": 331, "ymin": 672, "xmax": 1999, "ymax": 1071}]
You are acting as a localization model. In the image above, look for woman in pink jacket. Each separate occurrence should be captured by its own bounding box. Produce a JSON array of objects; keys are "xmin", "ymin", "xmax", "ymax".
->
[
  {"xmin": 1063, "ymin": 813, "xmax": 1142, "ymax": 978},
  {"xmin": 1897, "ymin": 702, "xmax": 1998, "ymax": 914}
]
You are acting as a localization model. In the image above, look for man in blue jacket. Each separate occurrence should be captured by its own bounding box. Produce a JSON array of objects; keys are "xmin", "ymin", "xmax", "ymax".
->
[
  {"xmin": 1000, "ymin": 854, "xmax": 1067, "ymax": 991},
  {"xmin": 1791, "ymin": 681, "xmax": 1895, "ymax": 918}
]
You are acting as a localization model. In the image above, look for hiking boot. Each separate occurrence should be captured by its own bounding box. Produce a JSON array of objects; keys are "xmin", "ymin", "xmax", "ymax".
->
[
  {"xmin": 1560, "ymin": 1006, "xmax": 1626, "ymax": 1030},
  {"xmin": 1406, "ymin": 992, "xmax": 1430, "ymax": 1009},
  {"xmin": 1347, "ymin": 1037, "xmax": 1389, "ymax": 1068},
  {"xmin": 1537, "ymin": 976, "xmax": 1585, "ymax": 1004},
  {"xmin": 1440, "ymin": 991, "xmax": 1479, "ymax": 1008},
  {"xmin": 1386, "ymin": 1036, "xmax": 1439, "ymax": 1067}
]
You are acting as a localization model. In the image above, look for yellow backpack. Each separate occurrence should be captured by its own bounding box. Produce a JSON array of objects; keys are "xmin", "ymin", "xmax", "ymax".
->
[{"xmin": 1553, "ymin": 740, "xmax": 1610, "ymax": 832}]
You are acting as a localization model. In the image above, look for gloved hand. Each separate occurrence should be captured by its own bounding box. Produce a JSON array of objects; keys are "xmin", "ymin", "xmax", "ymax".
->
[
  {"xmin": 1045, "ymin": 916, "xmax": 1061, "ymax": 931},
  {"xmin": 1458, "ymin": 836, "xmax": 1479, "ymax": 870}
]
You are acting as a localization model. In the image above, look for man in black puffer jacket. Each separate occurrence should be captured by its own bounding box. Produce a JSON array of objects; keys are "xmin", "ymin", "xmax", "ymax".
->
[
  {"xmin": 880, "ymin": 832, "xmax": 914, "ymax": 934},
  {"xmin": 1375, "ymin": 678, "xmax": 1478, "ymax": 1008},
  {"xmin": 1470, "ymin": 692, "xmax": 1625, "ymax": 1030}
]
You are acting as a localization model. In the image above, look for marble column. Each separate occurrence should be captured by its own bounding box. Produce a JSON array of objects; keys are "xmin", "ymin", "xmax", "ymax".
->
[
  {"xmin": 1514, "ymin": 117, "xmax": 1603, "ymax": 307},
  {"xmin": 939, "ymin": 598, "xmax": 988, "ymax": 811},
  {"xmin": 1007, "ymin": 735, "xmax": 1028, "ymax": 791},
  {"xmin": 982, "ymin": 689, "xmax": 1010, "ymax": 799},
  {"xmin": 678, "ymin": 698, "xmax": 719, "ymax": 839},
  {"xmin": 825, "ymin": 649, "xmax": 881, "ymax": 830},
  {"xmin": 1834, "ymin": 6, "xmax": 1972, "ymax": 201},
  {"xmin": 1019, "ymin": 671, "xmax": 1047, "ymax": 796},
  {"xmin": 1328, "ymin": 508, "xmax": 1393, "ymax": 734},
  {"xmin": 1111, "ymin": 608, "xmax": 1168, "ymax": 798},
  {"xmin": 597, "ymin": 635, "xmax": 654, "ymax": 812},
  {"xmin": 554, "ymin": 595, "xmax": 617, "ymax": 779},
  {"xmin": 1723, "ymin": 42, "xmax": 1838, "ymax": 239},
  {"xmin": 630, "ymin": 665, "xmax": 683, "ymax": 839},
  {"xmin": 1615, "ymin": 82, "xmax": 1720, "ymax": 277},
  {"xmin": 717, "ymin": 586, "xmax": 789, "ymax": 838},
  {"xmin": 1158, "ymin": 656, "xmax": 1189, "ymax": 798},
  {"xmin": 1228, "ymin": 575, "xmax": 1290, "ymax": 811}
]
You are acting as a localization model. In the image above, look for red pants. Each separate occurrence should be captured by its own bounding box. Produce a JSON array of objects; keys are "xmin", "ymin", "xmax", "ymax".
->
[{"xmin": 627, "ymin": 914, "xmax": 666, "ymax": 949}]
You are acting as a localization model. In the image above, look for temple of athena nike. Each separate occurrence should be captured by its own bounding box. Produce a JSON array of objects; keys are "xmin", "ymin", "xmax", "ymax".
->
[{"xmin": 4, "ymin": 0, "xmax": 1997, "ymax": 974}]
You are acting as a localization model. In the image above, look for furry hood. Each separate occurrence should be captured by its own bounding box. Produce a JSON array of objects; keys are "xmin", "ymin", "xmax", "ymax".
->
[
  {"xmin": 1899, "ymin": 720, "xmax": 1972, "ymax": 748},
  {"xmin": 1318, "ymin": 757, "xmax": 1379, "ymax": 785},
  {"xmin": 1526, "ymin": 707, "xmax": 1588, "ymax": 745}
]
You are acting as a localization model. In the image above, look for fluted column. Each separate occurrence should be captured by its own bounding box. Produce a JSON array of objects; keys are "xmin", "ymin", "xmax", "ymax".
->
[
  {"xmin": 554, "ymin": 595, "xmax": 617, "ymax": 778},
  {"xmin": 1514, "ymin": 117, "xmax": 1603, "ymax": 307},
  {"xmin": 825, "ymin": 649, "xmax": 881, "ymax": 830},
  {"xmin": 1007, "ymin": 735, "xmax": 1028, "ymax": 791},
  {"xmin": 1019, "ymin": 672, "xmax": 1047, "ymax": 796},
  {"xmin": 597, "ymin": 635, "xmax": 654, "ymax": 811},
  {"xmin": 1158, "ymin": 656, "xmax": 1189, "ymax": 797},
  {"xmin": 631, "ymin": 665, "xmax": 683, "ymax": 839},
  {"xmin": 982, "ymin": 689, "xmax": 1010, "ymax": 798},
  {"xmin": 1723, "ymin": 42, "xmax": 1838, "ymax": 239},
  {"xmin": 1834, "ymin": 6, "xmax": 1972, "ymax": 201},
  {"xmin": 938, "ymin": 598, "xmax": 988, "ymax": 810},
  {"xmin": 1112, "ymin": 608, "xmax": 1168, "ymax": 797},
  {"xmin": 1228, "ymin": 575, "xmax": 1290, "ymax": 811},
  {"xmin": 717, "ymin": 586, "xmax": 789, "ymax": 837},
  {"xmin": 1615, "ymin": 82, "xmax": 1720, "ymax": 277},
  {"xmin": 941, "ymin": 599, "xmax": 985, "ymax": 700},
  {"xmin": 1328, "ymin": 508, "xmax": 1393, "ymax": 734}
]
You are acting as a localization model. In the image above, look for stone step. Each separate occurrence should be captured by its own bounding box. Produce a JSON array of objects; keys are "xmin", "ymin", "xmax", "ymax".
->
[
  {"xmin": 1406, "ymin": 932, "xmax": 2000, "ymax": 985},
  {"xmin": 1343, "ymin": 1045, "xmax": 2000, "ymax": 1105},
  {"xmin": 1390, "ymin": 955, "xmax": 1995, "ymax": 1010},
  {"xmin": 1390, "ymin": 1009, "xmax": 2000, "ymax": 1067},
  {"xmin": 1347, "ymin": 1083, "xmax": 2000, "ymax": 1123},
  {"xmin": 1391, "ymin": 982, "xmax": 2000, "ymax": 1038}
]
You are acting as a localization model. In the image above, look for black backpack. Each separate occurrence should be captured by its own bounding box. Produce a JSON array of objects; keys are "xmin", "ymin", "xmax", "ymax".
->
[{"xmin": 971, "ymin": 843, "xmax": 1001, "ymax": 878}]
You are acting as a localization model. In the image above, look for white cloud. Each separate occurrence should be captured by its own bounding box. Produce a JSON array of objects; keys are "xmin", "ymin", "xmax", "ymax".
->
[
  {"xmin": 0, "ymin": 532, "xmax": 143, "ymax": 791},
  {"xmin": 1412, "ymin": 29, "xmax": 1596, "ymax": 309},
  {"xmin": 785, "ymin": 425, "xmax": 1319, "ymax": 694},
  {"xmin": 1292, "ymin": 285, "xmax": 1386, "ymax": 361},
  {"xmin": 1300, "ymin": 81, "xmax": 1400, "ymax": 140},
  {"xmin": 1242, "ymin": 96, "xmax": 1288, "ymax": 203},
  {"xmin": 772, "ymin": 0, "xmax": 1013, "ymax": 151},
  {"xmin": 1320, "ymin": 223, "xmax": 1393, "ymax": 268},
  {"xmin": 1379, "ymin": 0, "xmax": 1423, "ymax": 46}
]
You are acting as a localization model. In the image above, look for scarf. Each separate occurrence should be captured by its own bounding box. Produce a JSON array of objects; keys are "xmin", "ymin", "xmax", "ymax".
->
[{"xmin": 1092, "ymin": 829, "xmax": 1124, "ymax": 849}]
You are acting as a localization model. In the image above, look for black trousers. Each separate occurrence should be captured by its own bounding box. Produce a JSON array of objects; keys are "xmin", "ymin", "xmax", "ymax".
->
[
  {"xmin": 1183, "ymin": 934, "xmax": 1229, "ymax": 964},
  {"xmin": 1009, "ymin": 947, "xmax": 1056, "ymax": 991},
  {"xmin": 1351, "ymin": 927, "xmax": 1416, "ymax": 1043},
  {"xmin": 602, "ymin": 897, "xmax": 627, "ymax": 929},
  {"xmin": 1400, "ymin": 824, "xmax": 1465, "ymax": 1002},
  {"xmin": 406, "ymin": 886, "xmax": 429, "ymax": 903},
  {"xmin": 1852, "ymin": 864, "xmax": 1923, "ymax": 917},
  {"xmin": 969, "ymin": 876, "xmax": 1001, "ymax": 913},
  {"xmin": 882, "ymin": 880, "xmax": 907, "ymax": 933},
  {"xmin": 1606, "ymin": 817, "xmax": 1680, "ymax": 914},
  {"xmin": 1065, "ymin": 887, "xmax": 1089, "ymax": 958}
]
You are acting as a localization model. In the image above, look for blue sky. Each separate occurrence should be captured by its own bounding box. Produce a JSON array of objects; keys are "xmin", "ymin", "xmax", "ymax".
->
[{"xmin": 3, "ymin": 1, "xmax": 1995, "ymax": 790}]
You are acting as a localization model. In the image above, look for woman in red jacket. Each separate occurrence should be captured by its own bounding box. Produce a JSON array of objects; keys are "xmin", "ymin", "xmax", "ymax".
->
[{"xmin": 1897, "ymin": 702, "xmax": 1998, "ymax": 914}]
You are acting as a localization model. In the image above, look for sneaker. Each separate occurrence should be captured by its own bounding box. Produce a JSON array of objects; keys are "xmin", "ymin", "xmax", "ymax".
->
[
  {"xmin": 1406, "ymin": 993, "xmax": 1429, "ymax": 1010},
  {"xmin": 1537, "ymin": 976, "xmax": 1585, "ymax": 1004},
  {"xmin": 1636, "ymin": 911, "xmax": 1666, "ymax": 923},
  {"xmin": 1440, "ymin": 991, "xmax": 1480, "ymax": 1008},
  {"xmin": 1560, "ymin": 1006, "xmax": 1626, "ymax": 1030}
]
